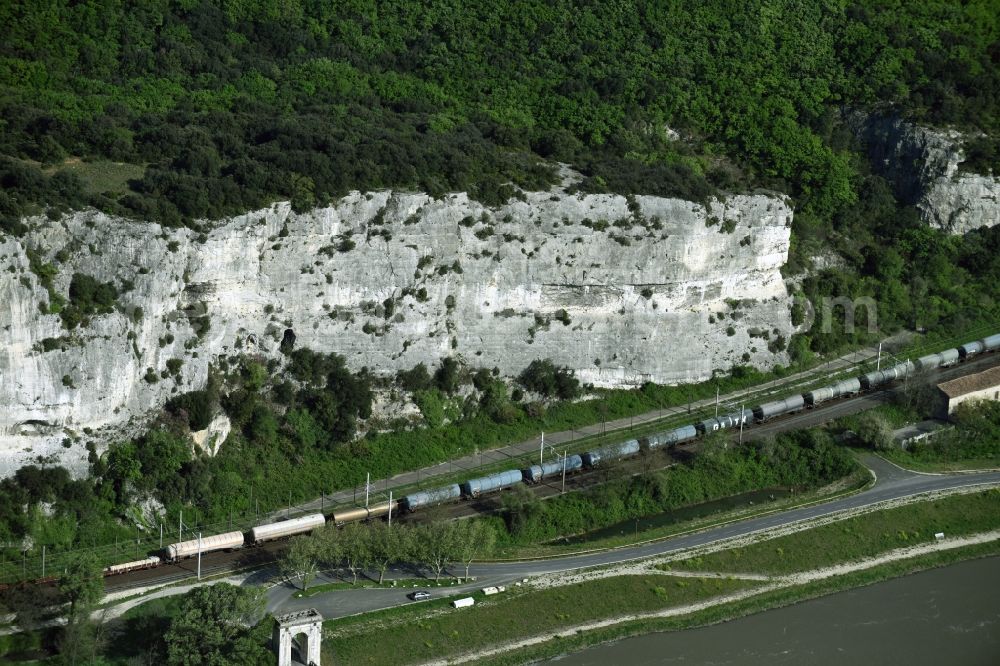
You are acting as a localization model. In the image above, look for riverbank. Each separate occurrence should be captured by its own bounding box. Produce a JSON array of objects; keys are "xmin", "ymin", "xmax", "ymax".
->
[{"xmin": 431, "ymin": 534, "xmax": 1000, "ymax": 666}]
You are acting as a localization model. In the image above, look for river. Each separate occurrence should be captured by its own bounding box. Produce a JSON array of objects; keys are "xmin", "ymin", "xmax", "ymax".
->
[{"xmin": 550, "ymin": 556, "xmax": 1000, "ymax": 665}]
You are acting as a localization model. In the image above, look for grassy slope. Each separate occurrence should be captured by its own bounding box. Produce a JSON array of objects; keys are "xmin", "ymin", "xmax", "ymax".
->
[
  {"xmin": 670, "ymin": 488, "xmax": 1000, "ymax": 575},
  {"xmin": 323, "ymin": 574, "xmax": 757, "ymax": 666}
]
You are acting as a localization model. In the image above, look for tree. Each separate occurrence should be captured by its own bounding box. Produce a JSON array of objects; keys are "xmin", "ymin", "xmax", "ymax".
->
[
  {"xmin": 453, "ymin": 520, "xmax": 496, "ymax": 580},
  {"xmin": 314, "ymin": 525, "xmax": 343, "ymax": 573},
  {"xmin": 337, "ymin": 523, "xmax": 369, "ymax": 584},
  {"xmin": 434, "ymin": 357, "xmax": 462, "ymax": 394},
  {"xmin": 367, "ymin": 521, "xmax": 409, "ymax": 584},
  {"xmin": 280, "ymin": 534, "xmax": 321, "ymax": 591},
  {"xmin": 500, "ymin": 483, "xmax": 542, "ymax": 537},
  {"xmin": 58, "ymin": 553, "xmax": 104, "ymax": 617},
  {"xmin": 57, "ymin": 554, "xmax": 105, "ymax": 665},
  {"xmin": 855, "ymin": 412, "xmax": 896, "ymax": 451},
  {"xmin": 419, "ymin": 521, "xmax": 460, "ymax": 582},
  {"xmin": 164, "ymin": 583, "xmax": 269, "ymax": 666}
]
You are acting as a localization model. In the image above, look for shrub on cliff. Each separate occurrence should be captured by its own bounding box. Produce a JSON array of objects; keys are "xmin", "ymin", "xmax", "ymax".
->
[
  {"xmin": 60, "ymin": 273, "xmax": 118, "ymax": 329},
  {"xmin": 518, "ymin": 359, "xmax": 581, "ymax": 400}
]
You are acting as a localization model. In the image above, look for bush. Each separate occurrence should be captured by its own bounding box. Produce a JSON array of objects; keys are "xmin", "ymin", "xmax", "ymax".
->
[
  {"xmin": 518, "ymin": 359, "xmax": 580, "ymax": 400},
  {"xmin": 60, "ymin": 273, "xmax": 118, "ymax": 329}
]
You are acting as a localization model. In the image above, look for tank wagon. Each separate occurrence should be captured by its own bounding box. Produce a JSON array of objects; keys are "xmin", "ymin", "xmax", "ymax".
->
[
  {"xmin": 250, "ymin": 513, "xmax": 325, "ymax": 543},
  {"xmin": 804, "ymin": 377, "xmax": 861, "ymax": 407},
  {"xmin": 959, "ymin": 340, "xmax": 985, "ymax": 358},
  {"xmin": 332, "ymin": 501, "xmax": 395, "ymax": 525},
  {"xmin": 105, "ymin": 556, "xmax": 161, "ymax": 576},
  {"xmin": 582, "ymin": 439, "xmax": 641, "ymax": 467},
  {"xmin": 699, "ymin": 409, "xmax": 754, "ymax": 433},
  {"xmin": 645, "ymin": 424, "xmax": 698, "ymax": 449},
  {"xmin": 915, "ymin": 349, "xmax": 960, "ymax": 372},
  {"xmin": 861, "ymin": 360, "xmax": 914, "ymax": 390},
  {"xmin": 402, "ymin": 484, "xmax": 462, "ymax": 511},
  {"xmin": 461, "ymin": 470, "xmax": 523, "ymax": 498},
  {"xmin": 753, "ymin": 394, "xmax": 805, "ymax": 422},
  {"xmin": 166, "ymin": 531, "xmax": 245, "ymax": 561},
  {"xmin": 523, "ymin": 455, "xmax": 584, "ymax": 483}
]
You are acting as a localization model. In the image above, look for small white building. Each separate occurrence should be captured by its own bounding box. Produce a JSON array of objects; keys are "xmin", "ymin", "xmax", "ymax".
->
[{"xmin": 937, "ymin": 366, "xmax": 1000, "ymax": 417}]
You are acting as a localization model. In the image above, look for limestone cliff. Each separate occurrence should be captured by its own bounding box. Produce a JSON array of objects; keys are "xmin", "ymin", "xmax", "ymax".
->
[
  {"xmin": 849, "ymin": 113, "xmax": 999, "ymax": 234},
  {"xmin": 0, "ymin": 185, "xmax": 792, "ymax": 474}
]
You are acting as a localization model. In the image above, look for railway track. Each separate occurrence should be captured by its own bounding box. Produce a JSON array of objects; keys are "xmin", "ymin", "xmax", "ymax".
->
[{"xmin": 97, "ymin": 353, "xmax": 1000, "ymax": 593}]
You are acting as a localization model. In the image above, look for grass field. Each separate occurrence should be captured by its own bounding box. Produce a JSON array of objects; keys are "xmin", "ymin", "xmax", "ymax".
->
[
  {"xmin": 881, "ymin": 452, "xmax": 1000, "ymax": 473},
  {"xmin": 44, "ymin": 158, "xmax": 145, "ymax": 196},
  {"xmin": 670, "ymin": 488, "xmax": 1000, "ymax": 575},
  {"xmin": 323, "ymin": 574, "xmax": 757, "ymax": 665}
]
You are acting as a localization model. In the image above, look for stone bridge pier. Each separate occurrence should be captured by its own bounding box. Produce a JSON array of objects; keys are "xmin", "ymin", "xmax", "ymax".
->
[{"xmin": 273, "ymin": 608, "xmax": 323, "ymax": 666}]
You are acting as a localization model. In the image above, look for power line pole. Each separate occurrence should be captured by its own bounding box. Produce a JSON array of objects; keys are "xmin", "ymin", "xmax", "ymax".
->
[
  {"xmin": 876, "ymin": 342, "xmax": 882, "ymax": 371},
  {"xmin": 739, "ymin": 403, "xmax": 745, "ymax": 445},
  {"xmin": 561, "ymin": 450, "xmax": 567, "ymax": 494},
  {"xmin": 179, "ymin": 509, "xmax": 183, "ymax": 542},
  {"xmin": 539, "ymin": 432, "xmax": 545, "ymax": 465},
  {"xmin": 715, "ymin": 386, "xmax": 720, "ymax": 418},
  {"xmin": 387, "ymin": 491, "xmax": 393, "ymax": 529},
  {"xmin": 365, "ymin": 472, "xmax": 370, "ymax": 508},
  {"xmin": 197, "ymin": 532, "xmax": 202, "ymax": 581}
]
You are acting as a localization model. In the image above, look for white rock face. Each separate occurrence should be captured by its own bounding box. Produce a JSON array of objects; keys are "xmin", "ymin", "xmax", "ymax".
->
[
  {"xmin": 849, "ymin": 113, "xmax": 1000, "ymax": 234},
  {"xmin": 0, "ymin": 187, "xmax": 792, "ymax": 474}
]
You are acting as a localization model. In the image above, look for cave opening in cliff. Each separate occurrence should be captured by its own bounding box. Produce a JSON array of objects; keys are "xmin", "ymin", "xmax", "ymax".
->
[{"xmin": 280, "ymin": 328, "xmax": 296, "ymax": 354}]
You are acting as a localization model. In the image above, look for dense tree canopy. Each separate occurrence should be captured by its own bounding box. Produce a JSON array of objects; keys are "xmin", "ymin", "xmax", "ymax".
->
[{"xmin": 0, "ymin": 0, "xmax": 996, "ymax": 230}]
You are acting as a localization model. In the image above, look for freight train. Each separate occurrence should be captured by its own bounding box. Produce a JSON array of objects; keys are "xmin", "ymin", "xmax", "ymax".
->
[{"xmin": 103, "ymin": 332, "xmax": 1000, "ymax": 577}]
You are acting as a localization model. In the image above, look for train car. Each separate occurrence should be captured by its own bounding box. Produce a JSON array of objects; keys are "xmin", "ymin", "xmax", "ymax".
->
[
  {"xmin": 696, "ymin": 410, "xmax": 749, "ymax": 432},
  {"xmin": 523, "ymin": 455, "xmax": 584, "ymax": 483},
  {"xmin": 251, "ymin": 513, "xmax": 326, "ymax": 543},
  {"xmin": 582, "ymin": 439, "xmax": 641, "ymax": 467},
  {"xmin": 959, "ymin": 340, "xmax": 984, "ymax": 359},
  {"xmin": 982, "ymin": 334, "xmax": 1000, "ymax": 352},
  {"xmin": 105, "ymin": 556, "xmax": 161, "ymax": 576},
  {"xmin": 331, "ymin": 500, "xmax": 396, "ymax": 525},
  {"xmin": 915, "ymin": 349, "xmax": 960, "ymax": 372},
  {"xmin": 461, "ymin": 469, "xmax": 523, "ymax": 498},
  {"xmin": 166, "ymin": 531, "xmax": 245, "ymax": 561},
  {"xmin": 805, "ymin": 377, "xmax": 861, "ymax": 406},
  {"xmin": 695, "ymin": 417, "xmax": 723, "ymax": 434},
  {"xmin": 861, "ymin": 360, "xmax": 915, "ymax": 390},
  {"xmin": 646, "ymin": 424, "xmax": 697, "ymax": 449},
  {"xmin": 804, "ymin": 385, "xmax": 835, "ymax": 406},
  {"xmin": 401, "ymin": 484, "xmax": 462, "ymax": 511},
  {"xmin": 832, "ymin": 377, "xmax": 862, "ymax": 397},
  {"xmin": 723, "ymin": 408, "xmax": 754, "ymax": 428},
  {"xmin": 752, "ymin": 394, "xmax": 805, "ymax": 422},
  {"xmin": 889, "ymin": 360, "xmax": 915, "ymax": 380}
]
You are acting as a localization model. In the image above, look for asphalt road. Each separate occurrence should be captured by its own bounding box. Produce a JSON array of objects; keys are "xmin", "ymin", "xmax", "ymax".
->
[{"xmin": 265, "ymin": 454, "xmax": 1000, "ymax": 618}]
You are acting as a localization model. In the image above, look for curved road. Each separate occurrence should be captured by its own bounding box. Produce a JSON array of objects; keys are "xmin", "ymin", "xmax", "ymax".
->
[{"xmin": 266, "ymin": 455, "xmax": 1000, "ymax": 618}]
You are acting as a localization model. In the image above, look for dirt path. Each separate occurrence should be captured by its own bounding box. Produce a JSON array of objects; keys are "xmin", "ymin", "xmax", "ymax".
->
[{"xmin": 419, "ymin": 529, "xmax": 1000, "ymax": 666}]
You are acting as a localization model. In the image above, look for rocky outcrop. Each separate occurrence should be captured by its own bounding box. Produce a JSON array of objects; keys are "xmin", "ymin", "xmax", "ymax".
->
[
  {"xmin": 0, "ymin": 185, "xmax": 793, "ymax": 475},
  {"xmin": 849, "ymin": 113, "xmax": 999, "ymax": 234}
]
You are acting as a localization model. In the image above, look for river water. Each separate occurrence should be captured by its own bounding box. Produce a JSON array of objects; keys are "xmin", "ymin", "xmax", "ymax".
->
[{"xmin": 550, "ymin": 556, "xmax": 1000, "ymax": 665}]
